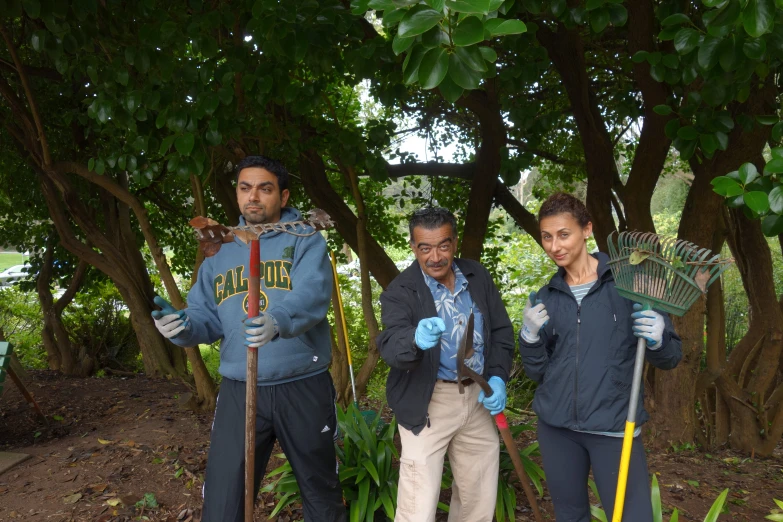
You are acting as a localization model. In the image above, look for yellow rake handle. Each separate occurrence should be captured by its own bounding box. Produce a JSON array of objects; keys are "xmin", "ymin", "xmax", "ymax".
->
[{"xmin": 612, "ymin": 421, "xmax": 636, "ymax": 522}]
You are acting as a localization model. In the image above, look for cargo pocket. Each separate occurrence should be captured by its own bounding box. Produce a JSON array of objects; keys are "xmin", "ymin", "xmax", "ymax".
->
[{"xmin": 397, "ymin": 457, "xmax": 418, "ymax": 515}]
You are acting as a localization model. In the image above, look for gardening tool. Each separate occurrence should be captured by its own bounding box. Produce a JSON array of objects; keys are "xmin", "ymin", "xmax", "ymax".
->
[
  {"xmin": 329, "ymin": 252, "xmax": 358, "ymax": 404},
  {"xmin": 606, "ymin": 231, "xmax": 732, "ymax": 522},
  {"xmin": 456, "ymin": 313, "xmax": 544, "ymax": 522},
  {"xmin": 245, "ymin": 238, "xmax": 260, "ymax": 522},
  {"xmin": 189, "ymin": 210, "xmax": 335, "ymax": 522},
  {"xmin": 329, "ymin": 252, "xmax": 380, "ymax": 427}
]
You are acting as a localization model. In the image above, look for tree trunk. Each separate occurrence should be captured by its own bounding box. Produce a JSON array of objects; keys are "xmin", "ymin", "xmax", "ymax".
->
[
  {"xmin": 717, "ymin": 208, "xmax": 783, "ymax": 456},
  {"xmin": 344, "ymin": 165, "xmax": 381, "ymax": 399},
  {"xmin": 36, "ymin": 234, "xmax": 92, "ymax": 376},
  {"xmin": 646, "ymin": 80, "xmax": 776, "ymax": 449},
  {"xmin": 536, "ymin": 23, "xmax": 617, "ymax": 248},
  {"xmin": 38, "ymin": 171, "xmax": 188, "ymax": 379},
  {"xmin": 457, "ymin": 85, "xmax": 505, "ymax": 260},
  {"xmin": 55, "ymin": 162, "xmax": 217, "ymax": 409},
  {"xmin": 622, "ymin": 0, "xmax": 674, "ymax": 233},
  {"xmin": 298, "ymin": 148, "xmax": 399, "ymax": 289}
]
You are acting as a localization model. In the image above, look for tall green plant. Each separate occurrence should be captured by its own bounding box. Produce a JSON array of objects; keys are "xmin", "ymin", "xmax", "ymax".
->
[
  {"xmin": 589, "ymin": 474, "xmax": 729, "ymax": 522},
  {"xmin": 494, "ymin": 424, "xmax": 547, "ymax": 522},
  {"xmin": 263, "ymin": 403, "xmax": 400, "ymax": 521}
]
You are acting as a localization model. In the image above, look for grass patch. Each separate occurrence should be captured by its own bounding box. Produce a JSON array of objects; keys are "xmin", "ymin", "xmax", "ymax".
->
[{"xmin": 0, "ymin": 252, "xmax": 24, "ymax": 272}]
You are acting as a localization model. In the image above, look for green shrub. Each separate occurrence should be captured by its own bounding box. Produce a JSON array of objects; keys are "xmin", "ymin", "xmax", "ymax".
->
[
  {"xmin": 262, "ymin": 403, "xmax": 399, "ymax": 521},
  {"xmin": 0, "ymin": 286, "xmax": 45, "ymax": 368}
]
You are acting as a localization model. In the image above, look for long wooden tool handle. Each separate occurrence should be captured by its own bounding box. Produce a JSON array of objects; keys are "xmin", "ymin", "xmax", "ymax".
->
[
  {"xmin": 496, "ymin": 413, "xmax": 544, "ymax": 522},
  {"xmin": 466, "ymin": 370, "xmax": 544, "ymax": 522},
  {"xmin": 245, "ymin": 238, "xmax": 260, "ymax": 522}
]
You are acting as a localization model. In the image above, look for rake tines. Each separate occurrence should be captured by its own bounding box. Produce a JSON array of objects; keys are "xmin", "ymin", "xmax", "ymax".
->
[{"xmin": 606, "ymin": 231, "xmax": 733, "ymax": 317}]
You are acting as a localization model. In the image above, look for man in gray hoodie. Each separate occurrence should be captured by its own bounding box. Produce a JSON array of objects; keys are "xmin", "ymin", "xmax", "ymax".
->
[{"xmin": 152, "ymin": 156, "xmax": 345, "ymax": 522}]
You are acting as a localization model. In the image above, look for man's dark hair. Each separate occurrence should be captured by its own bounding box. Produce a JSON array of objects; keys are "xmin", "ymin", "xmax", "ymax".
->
[
  {"xmin": 538, "ymin": 192, "xmax": 592, "ymax": 227},
  {"xmin": 408, "ymin": 207, "xmax": 457, "ymax": 241},
  {"xmin": 235, "ymin": 155, "xmax": 289, "ymax": 192}
]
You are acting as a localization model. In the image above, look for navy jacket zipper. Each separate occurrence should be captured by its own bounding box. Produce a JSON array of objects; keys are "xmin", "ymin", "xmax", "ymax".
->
[{"xmin": 574, "ymin": 305, "xmax": 581, "ymax": 428}]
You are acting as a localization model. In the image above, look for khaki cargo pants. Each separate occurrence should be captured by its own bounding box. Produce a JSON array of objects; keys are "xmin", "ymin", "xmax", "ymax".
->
[{"xmin": 395, "ymin": 380, "xmax": 499, "ymax": 522}]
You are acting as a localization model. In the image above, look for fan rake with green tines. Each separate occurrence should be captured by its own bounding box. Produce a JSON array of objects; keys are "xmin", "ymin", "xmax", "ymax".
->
[
  {"xmin": 604, "ymin": 231, "xmax": 733, "ymax": 522},
  {"xmin": 606, "ymin": 231, "xmax": 734, "ymax": 317}
]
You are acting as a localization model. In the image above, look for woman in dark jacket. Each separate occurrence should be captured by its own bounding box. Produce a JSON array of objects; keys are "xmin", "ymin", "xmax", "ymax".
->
[{"xmin": 519, "ymin": 193, "xmax": 682, "ymax": 522}]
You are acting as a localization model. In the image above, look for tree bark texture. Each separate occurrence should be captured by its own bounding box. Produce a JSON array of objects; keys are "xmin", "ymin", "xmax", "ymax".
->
[
  {"xmin": 36, "ymin": 234, "xmax": 90, "ymax": 375},
  {"xmin": 298, "ymin": 148, "xmax": 399, "ymax": 289},
  {"xmin": 536, "ymin": 23, "xmax": 618, "ymax": 248},
  {"xmin": 718, "ymin": 208, "xmax": 783, "ymax": 455},
  {"xmin": 457, "ymin": 85, "xmax": 505, "ymax": 260},
  {"xmin": 648, "ymin": 81, "xmax": 775, "ymax": 449}
]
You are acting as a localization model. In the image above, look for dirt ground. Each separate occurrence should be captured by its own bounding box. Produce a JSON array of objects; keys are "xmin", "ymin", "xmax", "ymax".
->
[{"xmin": 1, "ymin": 371, "xmax": 781, "ymax": 521}]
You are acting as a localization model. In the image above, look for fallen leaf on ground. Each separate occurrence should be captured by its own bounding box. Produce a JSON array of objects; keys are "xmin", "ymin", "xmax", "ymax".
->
[{"xmin": 63, "ymin": 492, "xmax": 82, "ymax": 504}]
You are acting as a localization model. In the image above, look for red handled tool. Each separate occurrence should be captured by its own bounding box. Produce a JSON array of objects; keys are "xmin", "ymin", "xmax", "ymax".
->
[
  {"xmin": 456, "ymin": 313, "xmax": 544, "ymax": 522},
  {"xmin": 245, "ymin": 238, "xmax": 260, "ymax": 522}
]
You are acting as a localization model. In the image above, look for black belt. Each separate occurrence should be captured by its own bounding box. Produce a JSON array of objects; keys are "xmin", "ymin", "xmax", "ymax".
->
[{"xmin": 437, "ymin": 378, "xmax": 474, "ymax": 386}]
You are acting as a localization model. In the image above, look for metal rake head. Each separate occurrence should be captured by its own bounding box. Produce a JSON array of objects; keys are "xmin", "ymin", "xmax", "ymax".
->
[
  {"xmin": 189, "ymin": 209, "xmax": 335, "ymax": 257},
  {"xmin": 606, "ymin": 231, "xmax": 733, "ymax": 317}
]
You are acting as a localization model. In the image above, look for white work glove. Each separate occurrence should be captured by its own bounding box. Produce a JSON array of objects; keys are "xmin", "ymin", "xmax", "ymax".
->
[
  {"xmin": 244, "ymin": 312, "xmax": 279, "ymax": 348},
  {"xmin": 151, "ymin": 296, "xmax": 190, "ymax": 339},
  {"xmin": 632, "ymin": 303, "xmax": 665, "ymax": 349},
  {"xmin": 520, "ymin": 291, "xmax": 549, "ymax": 343}
]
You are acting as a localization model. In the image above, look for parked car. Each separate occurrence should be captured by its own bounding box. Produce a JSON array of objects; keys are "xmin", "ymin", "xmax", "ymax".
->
[{"xmin": 0, "ymin": 264, "xmax": 32, "ymax": 287}]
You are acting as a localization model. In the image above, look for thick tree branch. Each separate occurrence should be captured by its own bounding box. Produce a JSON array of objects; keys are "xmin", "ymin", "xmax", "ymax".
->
[
  {"xmin": 0, "ymin": 57, "xmax": 62, "ymax": 81},
  {"xmin": 0, "ymin": 24, "xmax": 51, "ymax": 166}
]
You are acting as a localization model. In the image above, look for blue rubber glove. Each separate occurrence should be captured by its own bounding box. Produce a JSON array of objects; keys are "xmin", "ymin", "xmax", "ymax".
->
[
  {"xmin": 244, "ymin": 312, "xmax": 279, "ymax": 348},
  {"xmin": 631, "ymin": 303, "xmax": 665, "ymax": 349},
  {"xmin": 151, "ymin": 296, "xmax": 190, "ymax": 339},
  {"xmin": 478, "ymin": 376, "xmax": 507, "ymax": 415},
  {"xmin": 520, "ymin": 291, "xmax": 549, "ymax": 343},
  {"xmin": 414, "ymin": 317, "xmax": 446, "ymax": 350}
]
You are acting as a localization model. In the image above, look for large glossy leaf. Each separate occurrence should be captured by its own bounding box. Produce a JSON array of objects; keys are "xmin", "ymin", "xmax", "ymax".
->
[
  {"xmin": 711, "ymin": 176, "xmax": 744, "ymax": 197},
  {"xmin": 743, "ymin": 37, "xmax": 767, "ymax": 59},
  {"xmin": 418, "ymin": 47, "xmax": 449, "ymax": 89},
  {"xmin": 743, "ymin": 0, "xmax": 774, "ymax": 38},
  {"xmin": 392, "ymin": 34, "xmax": 415, "ymax": 55},
  {"xmin": 448, "ymin": 50, "xmax": 481, "ymax": 89},
  {"xmin": 485, "ymin": 18, "xmax": 527, "ymax": 36},
  {"xmin": 711, "ymin": 0, "xmax": 741, "ymax": 27},
  {"xmin": 738, "ymin": 162, "xmax": 759, "ymax": 184},
  {"xmin": 398, "ymin": 5, "xmax": 442, "ymax": 37},
  {"xmin": 590, "ymin": 7, "xmax": 610, "ymax": 33},
  {"xmin": 421, "ymin": 25, "xmax": 449, "ymax": 48},
  {"xmin": 762, "ymin": 214, "xmax": 783, "ymax": 236},
  {"xmin": 453, "ymin": 16, "xmax": 485, "ymax": 46},
  {"xmin": 769, "ymin": 185, "xmax": 783, "ymax": 214},
  {"xmin": 438, "ymin": 74, "xmax": 464, "ymax": 103},
  {"xmin": 446, "ymin": 0, "xmax": 492, "ymax": 13},
  {"xmin": 455, "ymin": 45, "xmax": 487, "ymax": 71},
  {"xmin": 744, "ymin": 191, "xmax": 771, "ymax": 213},
  {"xmin": 764, "ymin": 158, "xmax": 783, "ymax": 173},
  {"xmin": 402, "ymin": 45, "xmax": 427, "ymax": 84},
  {"xmin": 606, "ymin": 3, "xmax": 627, "ymax": 26},
  {"xmin": 698, "ymin": 35, "xmax": 722, "ymax": 70},
  {"xmin": 674, "ymin": 28, "xmax": 700, "ymax": 54},
  {"xmin": 175, "ymin": 133, "xmax": 195, "ymax": 156}
]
